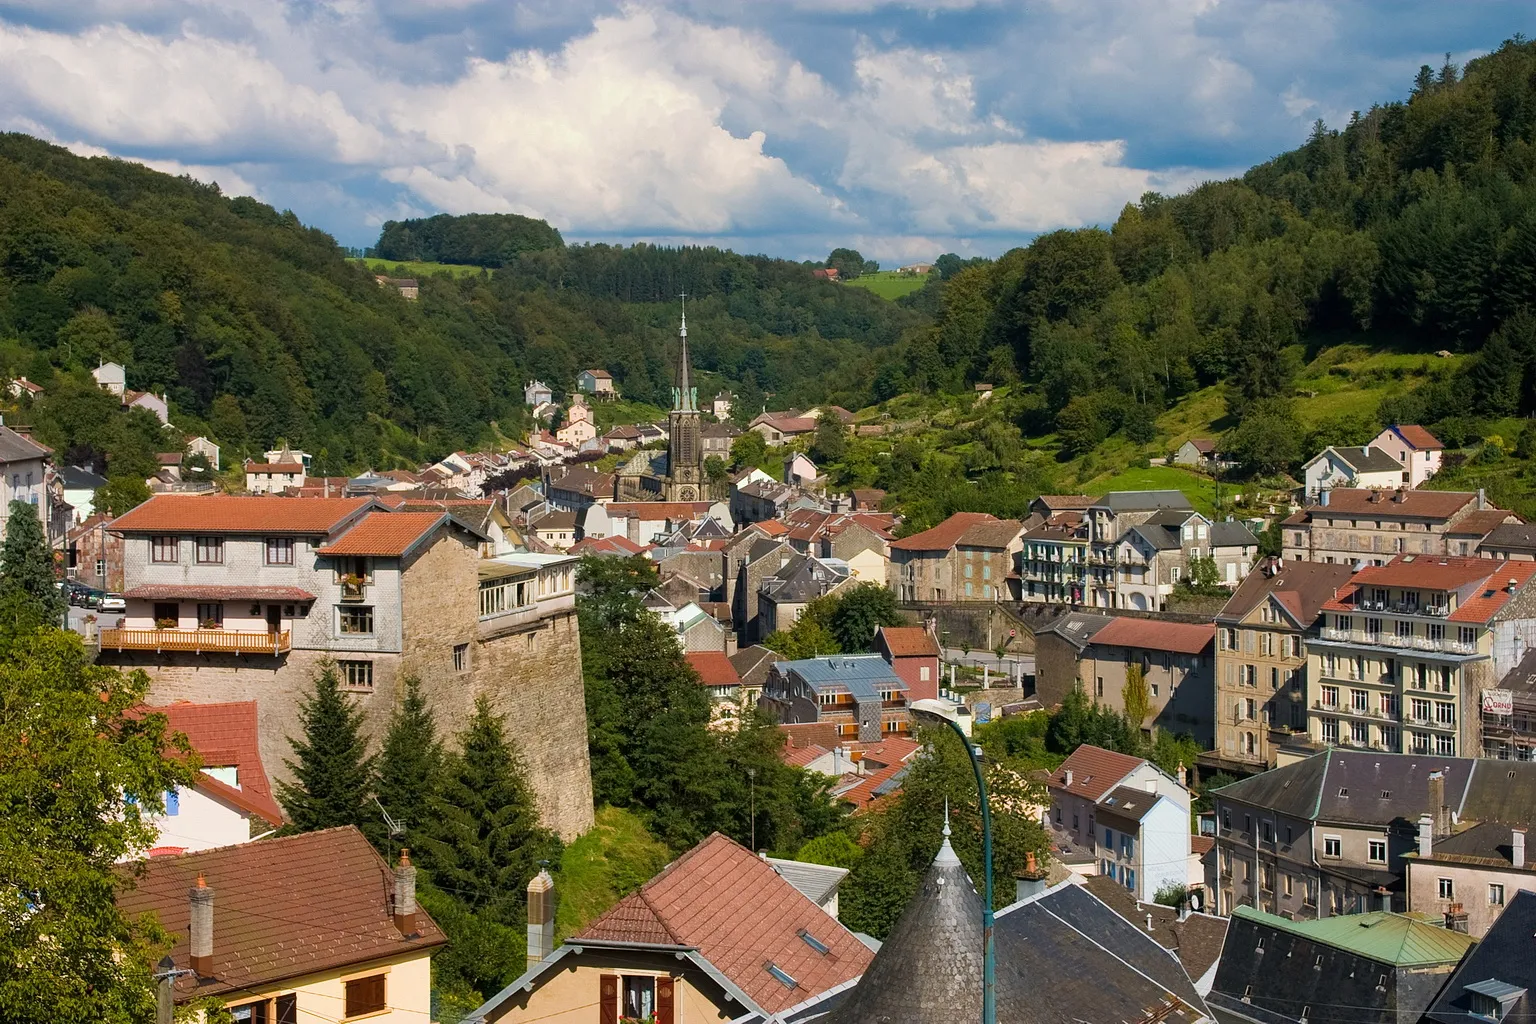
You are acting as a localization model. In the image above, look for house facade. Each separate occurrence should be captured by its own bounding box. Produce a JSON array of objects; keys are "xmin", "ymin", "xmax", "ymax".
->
[
  {"xmin": 1302, "ymin": 445, "xmax": 1406, "ymax": 499},
  {"xmin": 1280, "ymin": 488, "xmax": 1512, "ymax": 564},
  {"xmin": 1371, "ymin": 424, "xmax": 1444, "ymax": 488},
  {"xmin": 577, "ymin": 369, "xmax": 615, "ymax": 396},
  {"xmin": 761, "ymin": 653, "xmax": 910, "ymax": 741},
  {"xmin": 887, "ymin": 512, "xmax": 1022, "ymax": 602}
]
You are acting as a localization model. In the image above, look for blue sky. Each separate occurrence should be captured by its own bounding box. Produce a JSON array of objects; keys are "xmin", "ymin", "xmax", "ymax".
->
[{"xmin": 0, "ymin": 1, "xmax": 1525, "ymax": 264}]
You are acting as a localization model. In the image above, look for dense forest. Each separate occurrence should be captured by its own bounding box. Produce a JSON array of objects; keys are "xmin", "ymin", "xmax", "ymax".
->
[{"xmin": 374, "ymin": 212, "xmax": 565, "ymax": 267}]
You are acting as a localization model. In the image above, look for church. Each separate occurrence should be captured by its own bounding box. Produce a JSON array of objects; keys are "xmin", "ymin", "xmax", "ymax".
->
[{"xmin": 616, "ymin": 305, "xmax": 707, "ymax": 501}]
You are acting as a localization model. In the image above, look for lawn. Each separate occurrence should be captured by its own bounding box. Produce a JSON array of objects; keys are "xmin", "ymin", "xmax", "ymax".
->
[
  {"xmin": 1081, "ymin": 464, "xmax": 1219, "ymax": 518},
  {"xmin": 353, "ymin": 257, "xmax": 488, "ymax": 279},
  {"xmin": 554, "ymin": 806, "xmax": 672, "ymax": 941},
  {"xmin": 844, "ymin": 270, "xmax": 931, "ymax": 300}
]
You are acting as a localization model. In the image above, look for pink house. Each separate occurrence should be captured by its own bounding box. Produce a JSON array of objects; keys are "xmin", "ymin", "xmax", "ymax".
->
[
  {"xmin": 874, "ymin": 625, "xmax": 941, "ymax": 703},
  {"xmin": 1369, "ymin": 424, "xmax": 1444, "ymax": 488}
]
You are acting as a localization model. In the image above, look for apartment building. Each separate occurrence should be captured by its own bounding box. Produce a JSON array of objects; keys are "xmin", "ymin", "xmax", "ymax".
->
[
  {"xmin": 1212, "ymin": 562, "xmax": 1357, "ymax": 771},
  {"xmin": 760, "ymin": 654, "xmax": 911, "ymax": 741},
  {"xmin": 1280, "ymin": 488, "xmax": 1517, "ymax": 564},
  {"xmin": 1304, "ymin": 555, "xmax": 1536, "ymax": 758},
  {"xmin": 888, "ymin": 512, "xmax": 1023, "ymax": 602},
  {"xmin": 1482, "ymin": 648, "xmax": 1536, "ymax": 760},
  {"xmin": 1111, "ymin": 510, "xmax": 1258, "ymax": 611},
  {"xmin": 1083, "ymin": 491, "xmax": 1195, "ymax": 608},
  {"xmin": 102, "ymin": 495, "xmax": 594, "ymax": 840},
  {"xmin": 1020, "ymin": 511, "xmax": 1091, "ymax": 604}
]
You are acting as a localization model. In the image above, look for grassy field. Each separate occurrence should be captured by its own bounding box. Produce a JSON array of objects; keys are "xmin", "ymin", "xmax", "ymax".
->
[
  {"xmin": 353, "ymin": 257, "xmax": 487, "ymax": 279},
  {"xmin": 554, "ymin": 806, "xmax": 671, "ymax": 942},
  {"xmin": 1081, "ymin": 464, "xmax": 1219, "ymax": 518},
  {"xmin": 844, "ymin": 270, "xmax": 931, "ymax": 300}
]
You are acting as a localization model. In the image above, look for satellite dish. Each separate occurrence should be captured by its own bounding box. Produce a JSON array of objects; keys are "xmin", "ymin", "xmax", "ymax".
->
[{"xmin": 1188, "ymin": 889, "xmax": 1204, "ymax": 912}]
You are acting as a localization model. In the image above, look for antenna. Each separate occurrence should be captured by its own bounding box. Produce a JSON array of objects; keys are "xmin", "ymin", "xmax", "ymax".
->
[{"xmin": 374, "ymin": 796, "xmax": 405, "ymax": 839}]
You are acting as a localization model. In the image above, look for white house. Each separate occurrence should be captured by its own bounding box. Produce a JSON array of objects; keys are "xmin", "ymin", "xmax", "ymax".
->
[
  {"xmin": 123, "ymin": 390, "xmax": 169, "ymax": 425},
  {"xmin": 1369, "ymin": 424, "xmax": 1444, "ymax": 488},
  {"xmin": 243, "ymin": 455, "xmax": 306, "ymax": 495},
  {"xmin": 264, "ymin": 447, "xmax": 312, "ymax": 472},
  {"xmin": 62, "ymin": 465, "xmax": 108, "ymax": 523},
  {"xmin": 524, "ymin": 380, "xmax": 553, "ymax": 407},
  {"xmin": 1302, "ymin": 444, "xmax": 1405, "ymax": 500},
  {"xmin": 92, "ymin": 361, "xmax": 126, "ymax": 396},
  {"xmin": 1095, "ymin": 785, "xmax": 1191, "ymax": 904},
  {"xmin": 8, "ymin": 376, "xmax": 44, "ymax": 399},
  {"xmin": 785, "ymin": 452, "xmax": 818, "ymax": 487},
  {"xmin": 579, "ymin": 499, "xmax": 733, "ymax": 545},
  {"xmin": 188, "ymin": 436, "xmax": 221, "ymax": 471}
]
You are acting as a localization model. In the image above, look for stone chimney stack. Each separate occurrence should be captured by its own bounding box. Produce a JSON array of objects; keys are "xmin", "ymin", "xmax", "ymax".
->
[
  {"xmin": 189, "ymin": 874, "xmax": 214, "ymax": 978},
  {"xmin": 1418, "ymin": 812, "xmax": 1434, "ymax": 859},
  {"xmin": 1177, "ymin": 763, "xmax": 1188, "ymax": 789},
  {"xmin": 527, "ymin": 867, "xmax": 556, "ymax": 968},
  {"xmin": 1514, "ymin": 828, "xmax": 1526, "ymax": 870},
  {"xmin": 393, "ymin": 849, "xmax": 418, "ymax": 935},
  {"xmin": 725, "ymin": 629, "xmax": 738, "ymax": 658},
  {"xmin": 1428, "ymin": 770, "xmax": 1448, "ymax": 836},
  {"xmin": 1014, "ymin": 850, "xmax": 1049, "ymax": 903}
]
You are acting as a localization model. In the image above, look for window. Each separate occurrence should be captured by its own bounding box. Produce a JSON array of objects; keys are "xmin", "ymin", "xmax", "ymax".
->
[
  {"xmin": 265, "ymin": 537, "xmax": 294, "ymax": 565},
  {"xmin": 920, "ymin": 665, "xmax": 931, "ymax": 681},
  {"xmin": 1382, "ymin": 725, "xmax": 1399, "ymax": 750},
  {"xmin": 1283, "ymin": 873, "xmax": 1294, "ymax": 897},
  {"xmin": 766, "ymin": 963, "xmax": 797, "ymax": 989},
  {"xmin": 339, "ymin": 606, "xmax": 374, "ymax": 635},
  {"xmin": 1305, "ymin": 878, "xmax": 1318, "ymax": 907},
  {"xmin": 164, "ymin": 789, "xmax": 180, "ymax": 816},
  {"xmin": 1350, "ymin": 721, "xmax": 1368, "ymax": 745},
  {"xmin": 95, "ymin": 557, "xmax": 105, "ymax": 578},
  {"xmin": 1322, "ymin": 685, "xmax": 1339, "ymax": 709},
  {"xmin": 343, "ymin": 974, "xmax": 386, "ymax": 1018},
  {"xmin": 1322, "ymin": 718, "xmax": 1339, "ymax": 744},
  {"xmin": 1105, "ymin": 827, "xmax": 1115, "ymax": 848},
  {"xmin": 1438, "ymin": 877, "xmax": 1454, "ymax": 900},
  {"xmin": 1459, "ymin": 626, "xmax": 1477, "ymax": 647},
  {"xmin": 1435, "ymin": 702, "xmax": 1456, "ymax": 726},
  {"xmin": 1124, "ymin": 868, "xmax": 1136, "ymax": 892},
  {"xmin": 196, "ymin": 603, "xmax": 224, "ymax": 628},
  {"xmin": 151, "ymin": 536, "xmax": 179, "ymax": 563},
  {"xmin": 1261, "ymin": 863, "xmax": 1274, "ymax": 892},
  {"xmin": 453, "ymin": 643, "xmax": 469, "ymax": 673},
  {"xmin": 195, "ymin": 536, "xmax": 224, "ymax": 564},
  {"xmin": 1411, "ymin": 698, "xmax": 1432, "ymax": 723},
  {"xmin": 338, "ymin": 660, "xmax": 374, "ymax": 691},
  {"xmin": 1351, "ymin": 689, "xmax": 1367, "ymax": 712},
  {"xmin": 1368, "ymin": 839, "xmax": 1386, "ymax": 863},
  {"xmin": 1490, "ymin": 883, "xmax": 1506, "ymax": 906},
  {"xmin": 1436, "ymin": 734, "xmax": 1456, "ymax": 756},
  {"xmin": 1323, "ymin": 836, "xmax": 1342, "ymax": 858}
]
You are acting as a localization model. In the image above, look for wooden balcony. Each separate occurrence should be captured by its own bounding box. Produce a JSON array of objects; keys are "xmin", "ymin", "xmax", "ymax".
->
[{"xmin": 99, "ymin": 628, "xmax": 291, "ymax": 656}]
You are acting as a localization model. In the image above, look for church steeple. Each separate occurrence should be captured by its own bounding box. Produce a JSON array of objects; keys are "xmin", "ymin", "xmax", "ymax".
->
[
  {"xmin": 663, "ymin": 292, "xmax": 704, "ymax": 501},
  {"xmin": 672, "ymin": 294, "xmax": 697, "ymax": 413}
]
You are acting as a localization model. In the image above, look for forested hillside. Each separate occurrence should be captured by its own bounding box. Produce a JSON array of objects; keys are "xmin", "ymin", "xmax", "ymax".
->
[{"xmin": 0, "ymin": 134, "xmax": 918, "ymax": 474}]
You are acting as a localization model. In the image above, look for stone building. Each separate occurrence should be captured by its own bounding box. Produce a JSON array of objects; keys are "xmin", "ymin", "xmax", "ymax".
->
[
  {"xmin": 761, "ymin": 654, "xmax": 911, "ymax": 741},
  {"xmin": 101, "ymin": 495, "xmax": 594, "ymax": 840},
  {"xmin": 1212, "ymin": 561, "xmax": 1356, "ymax": 772},
  {"xmin": 887, "ymin": 511, "xmax": 1023, "ymax": 602},
  {"xmin": 1280, "ymin": 488, "xmax": 1517, "ymax": 564}
]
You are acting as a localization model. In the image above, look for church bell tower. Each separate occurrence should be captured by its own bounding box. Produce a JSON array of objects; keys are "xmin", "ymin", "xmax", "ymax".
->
[{"xmin": 664, "ymin": 297, "xmax": 704, "ymax": 502}]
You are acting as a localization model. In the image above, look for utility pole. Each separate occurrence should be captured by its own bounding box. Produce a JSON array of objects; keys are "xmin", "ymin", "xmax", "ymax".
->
[
  {"xmin": 747, "ymin": 768, "xmax": 757, "ymax": 851},
  {"xmin": 155, "ymin": 955, "xmax": 192, "ymax": 1024}
]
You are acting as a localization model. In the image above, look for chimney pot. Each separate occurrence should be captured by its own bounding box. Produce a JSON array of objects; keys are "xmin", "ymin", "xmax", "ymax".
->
[
  {"xmin": 189, "ymin": 874, "xmax": 214, "ymax": 978},
  {"xmin": 393, "ymin": 849, "xmax": 418, "ymax": 935}
]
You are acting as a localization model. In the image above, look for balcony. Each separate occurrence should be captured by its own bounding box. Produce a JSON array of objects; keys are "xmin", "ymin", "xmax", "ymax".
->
[
  {"xmin": 99, "ymin": 628, "xmax": 291, "ymax": 655},
  {"xmin": 1353, "ymin": 598, "xmax": 1451, "ymax": 618},
  {"xmin": 339, "ymin": 579, "xmax": 368, "ymax": 602},
  {"xmin": 1317, "ymin": 626, "xmax": 1476, "ymax": 656}
]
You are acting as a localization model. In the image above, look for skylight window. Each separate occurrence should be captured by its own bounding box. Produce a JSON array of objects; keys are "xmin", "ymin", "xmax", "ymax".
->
[
  {"xmin": 799, "ymin": 929, "xmax": 830, "ymax": 955},
  {"xmin": 766, "ymin": 963, "xmax": 798, "ymax": 989}
]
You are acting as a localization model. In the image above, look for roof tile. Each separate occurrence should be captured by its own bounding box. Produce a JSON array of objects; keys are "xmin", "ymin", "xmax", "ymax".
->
[{"xmin": 112, "ymin": 495, "xmax": 371, "ymax": 535}]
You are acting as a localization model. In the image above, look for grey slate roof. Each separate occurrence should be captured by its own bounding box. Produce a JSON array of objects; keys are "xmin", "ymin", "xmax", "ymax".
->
[
  {"xmin": 1212, "ymin": 750, "xmax": 1478, "ymax": 826},
  {"xmin": 1481, "ymin": 522, "xmax": 1536, "ymax": 553},
  {"xmin": 1459, "ymin": 760, "xmax": 1536, "ymax": 824},
  {"xmin": 1035, "ymin": 611, "xmax": 1115, "ymax": 652},
  {"xmin": 1426, "ymin": 890, "xmax": 1536, "ymax": 1024},
  {"xmin": 765, "ymin": 858, "xmax": 849, "ymax": 907},
  {"xmin": 1128, "ymin": 522, "xmax": 1183, "ymax": 551},
  {"xmin": 1095, "ymin": 490, "xmax": 1193, "ymax": 513},
  {"xmin": 824, "ymin": 836, "xmax": 984, "ymax": 1024},
  {"xmin": 1080, "ymin": 875, "xmax": 1229, "ymax": 984},
  {"xmin": 0, "ymin": 425, "xmax": 49, "ymax": 463},
  {"xmin": 1329, "ymin": 445, "xmax": 1405, "ymax": 474},
  {"xmin": 1210, "ymin": 521, "xmax": 1259, "ymax": 548},
  {"xmin": 1097, "ymin": 785, "xmax": 1167, "ymax": 823}
]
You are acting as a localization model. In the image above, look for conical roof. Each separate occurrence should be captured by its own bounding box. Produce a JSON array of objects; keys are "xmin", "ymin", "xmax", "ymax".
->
[{"xmin": 826, "ymin": 825, "xmax": 983, "ymax": 1024}]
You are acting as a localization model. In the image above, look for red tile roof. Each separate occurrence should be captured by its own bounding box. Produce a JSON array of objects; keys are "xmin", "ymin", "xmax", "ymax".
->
[
  {"xmin": 686, "ymin": 650, "xmax": 742, "ymax": 687},
  {"xmin": 124, "ymin": 585, "xmax": 316, "ymax": 602},
  {"xmin": 112, "ymin": 495, "xmax": 370, "ymax": 535},
  {"xmin": 149, "ymin": 701, "xmax": 284, "ymax": 826},
  {"xmin": 1392, "ymin": 425, "xmax": 1443, "ymax": 450},
  {"xmin": 1190, "ymin": 835, "xmax": 1214, "ymax": 857},
  {"xmin": 841, "ymin": 760, "xmax": 908, "ymax": 812},
  {"xmin": 1089, "ymin": 616, "xmax": 1215, "ymax": 655},
  {"xmin": 779, "ymin": 722, "xmax": 841, "ymax": 751},
  {"xmin": 755, "ymin": 520, "xmax": 790, "ymax": 537},
  {"xmin": 782, "ymin": 744, "xmax": 830, "ymax": 768},
  {"xmin": 1321, "ymin": 555, "xmax": 1536, "ymax": 623},
  {"xmin": 569, "ymin": 535, "xmax": 647, "ymax": 556},
  {"xmin": 877, "ymin": 626, "xmax": 940, "ymax": 658},
  {"xmin": 317, "ymin": 511, "xmax": 448, "ymax": 557},
  {"xmin": 856, "ymin": 735, "xmax": 921, "ymax": 768},
  {"xmin": 577, "ymin": 834, "xmax": 872, "ymax": 1012},
  {"xmin": 1049, "ymin": 745, "xmax": 1147, "ymax": 802},
  {"xmin": 117, "ymin": 827, "xmax": 445, "ymax": 1001},
  {"xmin": 890, "ymin": 512, "xmax": 998, "ymax": 552}
]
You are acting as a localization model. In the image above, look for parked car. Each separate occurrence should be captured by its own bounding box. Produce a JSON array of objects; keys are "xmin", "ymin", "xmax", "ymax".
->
[
  {"xmin": 98, "ymin": 593, "xmax": 126, "ymax": 613},
  {"xmin": 80, "ymin": 588, "xmax": 104, "ymax": 609}
]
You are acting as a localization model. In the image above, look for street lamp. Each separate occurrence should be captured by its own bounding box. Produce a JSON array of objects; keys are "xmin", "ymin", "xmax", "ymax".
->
[{"xmin": 912, "ymin": 704, "xmax": 995, "ymax": 1024}]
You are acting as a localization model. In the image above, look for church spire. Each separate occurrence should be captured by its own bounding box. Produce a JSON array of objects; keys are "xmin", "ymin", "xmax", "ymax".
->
[{"xmin": 673, "ymin": 292, "xmax": 696, "ymax": 413}]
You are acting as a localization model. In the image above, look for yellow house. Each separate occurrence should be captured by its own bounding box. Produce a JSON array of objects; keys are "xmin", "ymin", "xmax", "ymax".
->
[
  {"xmin": 468, "ymin": 833, "xmax": 873, "ymax": 1024},
  {"xmin": 118, "ymin": 826, "xmax": 444, "ymax": 1023}
]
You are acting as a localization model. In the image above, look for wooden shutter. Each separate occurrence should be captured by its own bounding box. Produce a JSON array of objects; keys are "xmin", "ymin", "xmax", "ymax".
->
[
  {"xmin": 656, "ymin": 977, "xmax": 676, "ymax": 1024},
  {"xmin": 275, "ymin": 994, "xmax": 297, "ymax": 1024},
  {"xmin": 599, "ymin": 974, "xmax": 620, "ymax": 1024}
]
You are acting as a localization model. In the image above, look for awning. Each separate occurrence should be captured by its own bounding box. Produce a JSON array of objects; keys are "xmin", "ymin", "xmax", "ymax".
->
[{"xmin": 123, "ymin": 585, "xmax": 316, "ymax": 602}]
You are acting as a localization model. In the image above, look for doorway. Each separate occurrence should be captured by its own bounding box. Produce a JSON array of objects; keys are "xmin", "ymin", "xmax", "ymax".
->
[{"xmin": 265, "ymin": 605, "xmax": 282, "ymax": 634}]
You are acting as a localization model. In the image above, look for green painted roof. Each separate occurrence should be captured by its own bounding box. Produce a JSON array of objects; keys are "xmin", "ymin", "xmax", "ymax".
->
[{"xmin": 1231, "ymin": 906, "xmax": 1476, "ymax": 966}]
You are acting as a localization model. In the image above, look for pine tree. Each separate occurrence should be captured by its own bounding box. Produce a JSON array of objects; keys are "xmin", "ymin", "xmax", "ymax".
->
[
  {"xmin": 417, "ymin": 696, "xmax": 560, "ymax": 924},
  {"xmin": 0, "ymin": 499, "xmax": 64, "ymax": 627},
  {"xmin": 370, "ymin": 676, "xmax": 443, "ymax": 854},
  {"xmin": 279, "ymin": 663, "xmax": 376, "ymax": 833}
]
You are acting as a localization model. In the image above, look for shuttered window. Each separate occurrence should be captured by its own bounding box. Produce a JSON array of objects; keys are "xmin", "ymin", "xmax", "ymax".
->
[
  {"xmin": 275, "ymin": 994, "xmax": 297, "ymax": 1024},
  {"xmin": 343, "ymin": 974, "xmax": 386, "ymax": 1018},
  {"xmin": 656, "ymin": 977, "xmax": 676, "ymax": 1024},
  {"xmin": 600, "ymin": 974, "xmax": 619, "ymax": 1024}
]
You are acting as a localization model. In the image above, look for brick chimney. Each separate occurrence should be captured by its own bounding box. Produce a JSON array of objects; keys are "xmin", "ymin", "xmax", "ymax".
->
[
  {"xmin": 1014, "ymin": 850, "xmax": 1049, "ymax": 903},
  {"xmin": 725, "ymin": 629, "xmax": 738, "ymax": 658},
  {"xmin": 189, "ymin": 874, "xmax": 214, "ymax": 978},
  {"xmin": 393, "ymin": 849, "xmax": 418, "ymax": 935},
  {"xmin": 527, "ymin": 868, "xmax": 556, "ymax": 968},
  {"xmin": 1514, "ymin": 828, "xmax": 1526, "ymax": 870}
]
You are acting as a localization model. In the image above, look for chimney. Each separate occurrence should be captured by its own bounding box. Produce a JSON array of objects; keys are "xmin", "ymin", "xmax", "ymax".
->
[
  {"xmin": 1144, "ymin": 779, "xmax": 1158, "ymax": 794},
  {"xmin": 1394, "ymin": 487, "xmax": 1406, "ymax": 503},
  {"xmin": 1418, "ymin": 812, "xmax": 1434, "ymax": 859},
  {"xmin": 1320, "ymin": 488, "xmax": 1330, "ymax": 507},
  {"xmin": 1146, "ymin": 913, "xmax": 1155, "ymax": 932},
  {"xmin": 1376, "ymin": 887, "xmax": 1391, "ymax": 913},
  {"xmin": 1478, "ymin": 487, "xmax": 1487, "ymax": 510},
  {"xmin": 1064, "ymin": 769, "xmax": 1074, "ymax": 788},
  {"xmin": 189, "ymin": 874, "xmax": 214, "ymax": 978},
  {"xmin": 393, "ymin": 849, "xmax": 418, "ymax": 935},
  {"xmin": 1015, "ymin": 851, "xmax": 1049, "ymax": 902},
  {"xmin": 1509, "ymin": 578, "xmax": 1519, "ymax": 595},
  {"xmin": 1177, "ymin": 762, "xmax": 1188, "ymax": 789},
  {"xmin": 1514, "ymin": 828, "xmax": 1526, "ymax": 870},
  {"xmin": 1428, "ymin": 770, "xmax": 1447, "ymax": 836},
  {"xmin": 526, "ymin": 867, "xmax": 555, "ymax": 968},
  {"xmin": 725, "ymin": 629, "xmax": 738, "ymax": 658}
]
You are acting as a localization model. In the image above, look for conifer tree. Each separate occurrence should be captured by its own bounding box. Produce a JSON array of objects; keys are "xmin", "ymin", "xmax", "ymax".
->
[
  {"xmin": 279, "ymin": 663, "xmax": 376, "ymax": 833},
  {"xmin": 417, "ymin": 696, "xmax": 560, "ymax": 924},
  {"xmin": 0, "ymin": 500, "xmax": 64, "ymax": 626},
  {"xmin": 370, "ymin": 676, "xmax": 442, "ymax": 854}
]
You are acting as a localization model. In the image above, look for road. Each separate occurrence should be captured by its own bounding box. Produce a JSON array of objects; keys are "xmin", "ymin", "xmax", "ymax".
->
[{"xmin": 942, "ymin": 646, "xmax": 1034, "ymax": 683}]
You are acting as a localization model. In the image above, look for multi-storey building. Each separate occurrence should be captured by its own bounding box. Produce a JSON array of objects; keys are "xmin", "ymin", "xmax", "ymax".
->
[
  {"xmin": 1212, "ymin": 561, "xmax": 1356, "ymax": 771},
  {"xmin": 1083, "ymin": 491, "xmax": 1194, "ymax": 608},
  {"xmin": 0, "ymin": 424, "xmax": 66, "ymax": 547},
  {"xmin": 1111, "ymin": 510, "xmax": 1257, "ymax": 611},
  {"xmin": 1370, "ymin": 424, "xmax": 1444, "ymax": 488},
  {"xmin": 1280, "ymin": 488, "xmax": 1517, "ymax": 564},
  {"xmin": 1305, "ymin": 555, "xmax": 1536, "ymax": 758},
  {"xmin": 1482, "ymin": 649, "xmax": 1536, "ymax": 760},
  {"xmin": 1301, "ymin": 444, "xmax": 1405, "ymax": 500},
  {"xmin": 101, "ymin": 495, "xmax": 594, "ymax": 840},
  {"xmin": 1020, "ymin": 511, "xmax": 1091, "ymax": 603},
  {"xmin": 760, "ymin": 653, "xmax": 910, "ymax": 741},
  {"xmin": 887, "ymin": 512, "xmax": 1023, "ymax": 602}
]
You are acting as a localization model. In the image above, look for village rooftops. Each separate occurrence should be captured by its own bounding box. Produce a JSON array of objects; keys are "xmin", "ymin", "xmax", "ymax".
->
[
  {"xmin": 1047, "ymin": 744, "xmax": 1148, "ymax": 803},
  {"xmin": 318, "ymin": 511, "xmax": 482, "ymax": 558},
  {"xmin": 1216, "ymin": 560, "xmax": 1358, "ymax": 627},
  {"xmin": 1229, "ymin": 905, "xmax": 1475, "ymax": 966},
  {"xmin": 876, "ymin": 625, "xmax": 939, "ymax": 658},
  {"xmin": 144, "ymin": 700, "xmax": 284, "ymax": 829},
  {"xmin": 889, "ymin": 511, "xmax": 1001, "ymax": 551},
  {"xmin": 773, "ymin": 654, "xmax": 905, "ymax": 699},
  {"xmin": 1091, "ymin": 490, "xmax": 1193, "ymax": 513},
  {"xmin": 111, "ymin": 495, "xmax": 372, "ymax": 535},
  {"xmin": 116, "ymin": 826, "xmax": 445, "ymax": 1002},
  {"xmin": 1089, "ymin": 616, "xmax": 1215, "ymax": 655},
  {"xmin": 1210, "ymin": 748, "xmax": 1487, "ymax": 825},
  {"xmin": 1320, "ymin": 554, "xmax": 1536, "ymax": 624},
  {"xmin": 685, "ymin": 650, "xmax": 741, "ymax": 688},
  {"xmin": 1035, "ymin": 494, "xmax": 1098, "ymax": 511}
]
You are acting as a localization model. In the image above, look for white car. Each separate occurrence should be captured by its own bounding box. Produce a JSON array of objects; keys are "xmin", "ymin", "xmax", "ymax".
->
[{"xmin": 98, "ymin": 594, "xmax": 126, "ymax": 613}]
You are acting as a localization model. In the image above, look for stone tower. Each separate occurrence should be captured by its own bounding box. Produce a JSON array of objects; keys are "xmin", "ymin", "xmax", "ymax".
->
[{"xmin": 664, "ymin": 300, "xmax": 704, "ymax": 501}]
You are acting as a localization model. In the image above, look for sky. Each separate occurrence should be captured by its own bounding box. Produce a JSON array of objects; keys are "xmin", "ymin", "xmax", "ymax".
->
[{"xmin": 0, "ymin": 1, "xmax": 1526, "ymax": 264}]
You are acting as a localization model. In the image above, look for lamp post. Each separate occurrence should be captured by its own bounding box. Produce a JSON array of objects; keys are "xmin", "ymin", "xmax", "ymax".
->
[{"xmin": 914, "ymin": 708, "xmax": 995, "ymax": 1024}]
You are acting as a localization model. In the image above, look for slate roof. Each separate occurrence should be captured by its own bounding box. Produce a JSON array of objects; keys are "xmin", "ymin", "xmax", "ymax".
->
[
  {"xmin": 0, "ymin": 424, "xmax": 52, "ymax": 463},
  {"xmin": 1212, "ymin": 749, "xmax": 1479, "ymax": 825},
  {"xmin": 765, "ymin": 857, "xmax": 850, "ymax": 907},
  {"xmin": 992, "ymin": 882, "xmax": 1210, "ymax": 1024},
  {"xmin": 1049, "ymin": 745, "xmax": 1147, "ymax": 803},
  {"xmin": 1458, "ymin": 760, "xmax": 1536, "ymax": 824},
  {"xmin": 113, "ymin": 495, "xmax": 370, "ymax": 535},
  {"xmin": 62, "ymin": 464, "xmax": 109, "ymax": 490},
  {"xmin": 1211, "ymin": 520, "xmax": 1259, "ymax": 548},
  {"xmin": 731, "ymin": 645, "xmax": 783, "ymax": 688},
  {"xmin": 1091, "ymin": 616, "xmax": 1215, "ymax": 655},
  {"xmin": 1216, "ymin": 561, "xmax": 1357, "ymax": 627},
  {"xmin": 877, "ymin": 626, "xmax": 939, "ymax": 658},
  {"xmin": 1414, "ymin": 820, "xmax": 1533, "ymax": 870},
  {"xmin": 116, "ymin": 827, "xmax": 445, "ymax": 1001},
  {"xmin": 1320, "ymin": 445, "xmax": 1405, "ymax": 474},
  {"xmin": 1097, "ymin": 785, "xmax": 1167, "ymax": 824},
  {"xmin": 576, "ymin": 833, "xmax": 873, "ymax": 1014},
  {"xmin": 1094, "ymin": 490, "xmax": 1193, "ymax": 513},
  {"xmin": 1080, "ymin": 875, "xmax": 1229, "ymax": 983},
  {"xmin": 1480, "ymin": 522, "xmax": 1536, "ymax": 553},
  {"xmin": 147, "ymin": 701, "xmax": 284, "ymax": 827},
  {"xmin": 761, "ymin": 555, "xmax": 852, "ymax": 603},
  {"xmin": 823, "ymin": 833, "xmax": 983, "ymax": 1024},
  {"xmin": 1425, "ymin": 890, "xmax": 1536, "ymax": 1024},
  {"xmin": 1035, "ymin": 611, "xmax": 1115, "ymax": 651}
]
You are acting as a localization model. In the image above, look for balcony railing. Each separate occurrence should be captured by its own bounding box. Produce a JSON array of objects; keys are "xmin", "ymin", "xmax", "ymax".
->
[
  {"xmin": 1318, "ymin": 626, "xmax": 1475, "ymax": 655},
  {"xmin": 100, "ymin": 628, "xmax": 291, "ymax": 655}
]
